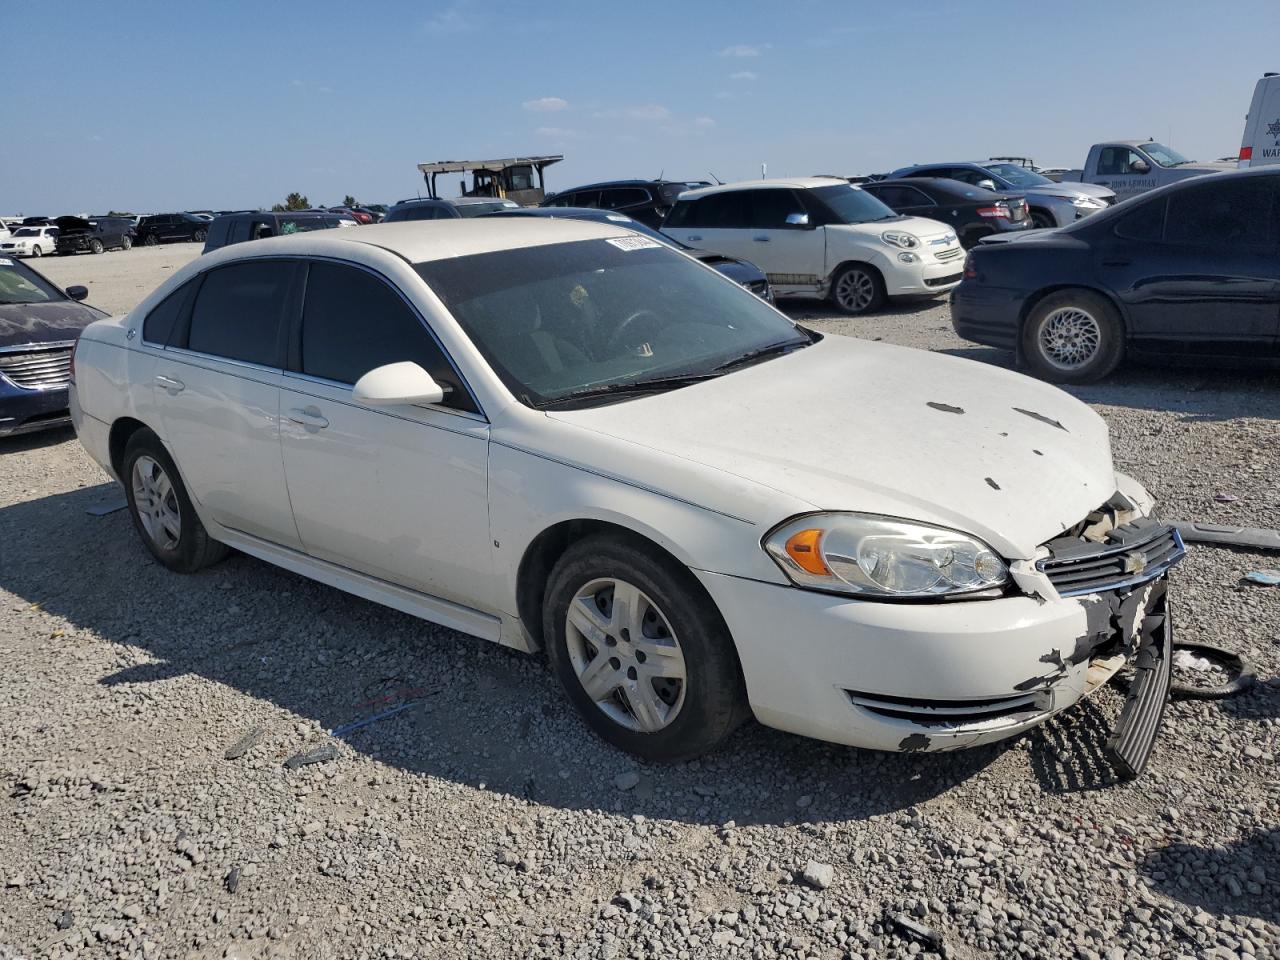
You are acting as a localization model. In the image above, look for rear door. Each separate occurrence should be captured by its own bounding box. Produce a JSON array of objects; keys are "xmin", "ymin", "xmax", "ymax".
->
[
  {"xmin": 737, "ymin": 188, "xmax": 826, "ymax": 287},
  {"xmin": 154, "ymin": 258, "xmax": 304, "ymax": 547},
  {"xmin": 278, "ymin": 260, "xmax": 493, "ymax": 609},
  {"xmin": 1102, "ymin": 177, "xmax": 1280, "ymax": 356},
  {"xmin": 661, "ymin": 191, "xmax": 753, "ymax": 261}
]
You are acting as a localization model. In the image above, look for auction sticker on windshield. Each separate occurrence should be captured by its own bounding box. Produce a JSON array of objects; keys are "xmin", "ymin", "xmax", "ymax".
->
[
  {"xmin": 605, "ymin": 236, "xmax": 662, "ymax": 251},
  {"xmin": 0, "ymin": 259, "xmax": 13, "ymax": 266}
]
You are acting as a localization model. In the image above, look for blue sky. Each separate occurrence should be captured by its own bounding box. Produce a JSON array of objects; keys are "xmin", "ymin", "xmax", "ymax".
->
[{"xmin": 8, "ymin": 0, "xmax": 1279, "ymax": 213}]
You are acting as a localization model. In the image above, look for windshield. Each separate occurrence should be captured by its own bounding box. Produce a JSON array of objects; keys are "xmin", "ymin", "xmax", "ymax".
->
[
  {"xmin": 809, "ymin": 184, "xmax": 899, "ymax": 224},
  {"xmin": 0, "ymin": 260, "xmax": 63, "ymax": 304},
  {"xmin": 416, "ymin": 238, "xmax": 809, "ymax": 407},
  {"xmin": 1141, "ymin": 142, "xmax": 1191, "ymax": 168},
  {"xmin": 456, "ymin": 201, "xmax": 519, "ymax": 218},
  {"xmin": 983, "ymin": 163, "xmax": 1052, "ymax": 187}
]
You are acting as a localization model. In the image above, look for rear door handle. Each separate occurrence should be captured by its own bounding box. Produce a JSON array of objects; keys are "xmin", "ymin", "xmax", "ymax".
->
[
  {"xmin": 287, "ymin": 408, "xmax": 329, "ymax": 430},
  {"xmin": 154, "ymin": 374, "xmax": 184, "ymax": 393}
]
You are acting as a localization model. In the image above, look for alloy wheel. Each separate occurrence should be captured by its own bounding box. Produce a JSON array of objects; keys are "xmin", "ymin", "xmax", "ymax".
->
[
  {"xmin": 131, "ymin": 455, "xmax": 182, "ymax": 551},
  {"xmin": 834, "ymin": 269, "xmax": 876, "ymax": 312},
  {"xmin": 1038, "ymin": 307, "xmax": 1101, "ymax": 370},
  {"xmin": 564, "ymin": 577, "xmax": 688, "ymax": 733}
]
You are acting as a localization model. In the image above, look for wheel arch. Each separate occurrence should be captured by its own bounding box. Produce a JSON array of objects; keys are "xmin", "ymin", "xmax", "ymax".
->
[{"xmin": 108, "ymin": 416, "xmax": 152, "ymax": 480}]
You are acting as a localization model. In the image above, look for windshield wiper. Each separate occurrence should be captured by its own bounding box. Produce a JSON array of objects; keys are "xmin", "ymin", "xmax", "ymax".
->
[
  {"xmin": 713, "ymin": 337, "xmax": 810, "ymax": 373},
  {"xmin": 536, "ymin": 372, "xmax": 720, "ymax": 409}
]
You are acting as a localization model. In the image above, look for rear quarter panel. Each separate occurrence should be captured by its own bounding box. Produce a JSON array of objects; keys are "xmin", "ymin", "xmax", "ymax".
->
[{"xmin": 72, "ymin": 319, "xmax": 160, "ymax": 476}]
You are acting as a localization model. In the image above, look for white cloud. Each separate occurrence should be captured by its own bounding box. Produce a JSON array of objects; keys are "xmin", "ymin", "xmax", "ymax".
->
[
  {"xmin": 694, "ymin": 116, "xmax": 716, "ymax": 128},
  {"xmin": 730, "ymin": 70, "xmax": 757, "ymax": 81},
  {"xmin": 719, "ymin": 44, "xmax": 760, "ymax": 57},
  {"xmin": 523, "ymin": 96, "xmax": 568, "ymax": 112},
  {"xmin": 423, "ymin": 2, "xmax": 477, "ymax": 34},
  {"xmin": 592, "ymin": 104, "xmax": 671, "ymax": 121}
]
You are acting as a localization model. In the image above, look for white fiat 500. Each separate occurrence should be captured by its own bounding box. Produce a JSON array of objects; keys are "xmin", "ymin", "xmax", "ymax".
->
[{"xmin": 70, "ymin": 220, "xmax": 1181, "ymax": 769}]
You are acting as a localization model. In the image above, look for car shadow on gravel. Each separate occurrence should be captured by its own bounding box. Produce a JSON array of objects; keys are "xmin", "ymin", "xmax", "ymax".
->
[
  {"xmin": 777, "ymin": 297, "xmax": 944, "ymax": 322},
  {"xmin": 1, "ymin": 482, "xmax": 1067, "ymax": 828},
  {"xmin": 0, "ymin": 425, "xmax": 76, "ymax": 455},
  {"xmin": 1141, "ymin": 827, "xmax": 1279, "ymax": 925}
]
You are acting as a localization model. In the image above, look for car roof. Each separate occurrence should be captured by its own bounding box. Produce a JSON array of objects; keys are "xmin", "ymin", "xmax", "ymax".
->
[
  {"xmin": 677, "ymin": 177, "xmax": 850, "ymax": 200},
  {"xmin": 872, "ymin": 177, "xmax": 1007, "ymax": 200},
  {"xmin": 450, "ymin": 196, "xmax": 518, "ymax": 205},
  {"xmin": 201, "ymin": 216, "xmax": 637, "ymax": 265},
  {"xmin": 555, "ymin": 179, "xmax": 673, "ymax": 191},
  {"xmin": 487, "ymin": 206, "xmax": 635, "ymax": 223}
]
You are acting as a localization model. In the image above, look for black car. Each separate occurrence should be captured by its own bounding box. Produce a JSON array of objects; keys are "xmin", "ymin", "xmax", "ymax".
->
[
  {"xmin": 0, "ymin": 258, "xmax": 106, "ymax": 437},
  {"xmin": 135, "ymin": 213, "xmax": 211, "ymax": 246},
  {"xmin": 541, "ymin": 180, "xmax": 691, "ymax": 228},
  {"xmin": 484, "ymin": 206, "xmax": 772, "ymax": 301},
  {"xmin": 859, "ymin": 178, "xmax": 1031, "ymax": 248},
  {"xmin": 950, "ymin": 168, "xmax": 1280, "ymax": 383},
  {"xmin": 202, "ymin": 211, "xmax": 344, "ymax": 254},
  {"xmin": 53, "ymin": 216, "xmax": 135, "ymax": 255},
  {"xmin": 383, "ymin": 197, "xmax": 521, "ymax": 222}
]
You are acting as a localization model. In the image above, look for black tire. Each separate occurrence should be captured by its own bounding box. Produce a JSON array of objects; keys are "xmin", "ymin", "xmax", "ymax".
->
[
  {"xmin": 89, "ymin": 238, "xmax": 104, "ymax": 255},
  {"xmin": 543, "ymin": 534, "xmax": 748, "ymax": 762},
  {"xmin": 122, "ymin": 429, "xmax": 229, "ymax": 574},
  {"xmin": 1021, "ymin": 289, "xmax": 1124, "ymax": 384},
  {"xmin": 961, "ymin": 227, "xmax": 993, "ymax": 249},
  {"xmin": 828, "ymin": 263, "xmax": 887, "ymax": 315},
  {"xmin": 1029, "ymin": 209, "xmax": 1056, "ymax": 230},
  {"xmin": 144, "ymin": 233, "xmax": 158, "ymax": 246},
  {"xmin": 31, "ymin": 245, "xmax": 42, "ymax": 257},
  {"xmin": 121, "ymin": 235, "xmax": 133, "ymax": 251},
  {"xmin": 193, "ymin": 229, "xmax": 207, "ymax": 243}
]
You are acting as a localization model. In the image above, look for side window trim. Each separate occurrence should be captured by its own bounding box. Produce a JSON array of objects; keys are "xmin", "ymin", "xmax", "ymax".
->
[{"xmin": 286, "ymin": 256, "xmax": 486, "ymax": 420}]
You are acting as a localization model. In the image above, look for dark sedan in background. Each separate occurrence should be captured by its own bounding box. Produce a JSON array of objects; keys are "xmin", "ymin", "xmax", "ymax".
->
[
  {"xmin": 135, "ymin": 213, "xmax": 211, "ymax": 246},
  {"xmin": 0, "ymin": 257, "xmax": 106, "ymax": 437},
  {"xmin": 484, "ymin": 206, "xmax": 773, "ymax": 300},
  {"xmin": 53, "ymin": 216, "xmax": 135, "ymax": 255},
  {"xmin": 541, "ymin": 179, "xmax": 693, "ymax": 228},
  {"xmin": 950, "ymin": 168, "xmax": 1280, "ymax": 382},
  {"xmin": 859, "ymin": 178, "xmax": 1031, "ymax": 248}
]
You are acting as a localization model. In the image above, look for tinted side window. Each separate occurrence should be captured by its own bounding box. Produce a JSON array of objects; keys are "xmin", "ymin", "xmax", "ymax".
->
[
  {"xmin": 300, "ymin": 262, "xmax": 472, "ymax": 410},
  {"xmin": 227, "ymin": 218, "xmax": 251, "ymax": 244},
  {"xmin": 692, "ymin": 192, "xmax": 750, "ymax": 229},
  {"xmin": 747, "ymin": 189, "xmax": 806, "ymax": 228},
  {"xmin": 142, "ymin": 280, "xmax": 196, "ymax": 346},
  {"xmin": 1115, "ymin": 198, "xmax": 1167, "ymax": 241},
  {"xmin": 602, "ymin": 188, "xmax": 649, "ymax": 209},
  {"xmin": 872, "ymin": 185, "xmax": 931, "ymax": 209},
  {"xmin": 206, "ymin": 219, "xmax": 231, "ymax": 248},
  {"xmin": 187, "ymin": 261, "xmax": 293, "ymax": 365},
  {"xmin": 1165, "ymin": 178, "xmax": 1277, "ymax": 246}
]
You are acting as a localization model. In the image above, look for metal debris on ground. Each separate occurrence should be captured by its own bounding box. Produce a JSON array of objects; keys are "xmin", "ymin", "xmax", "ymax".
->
[
  {"xmin": 1172, "ymin": 521, "xmax": 1280, "ymax": 551},
  {"xmin": 887, "ymin": 913, "xmax": 948, "ymax": 956},
  {"xmin": 329, "ymin": 701, "xmax": 418, "ymax": 738},
  {"xmin": 1213, "ymin": 493, "xmax": 1239, "ymax": 503},
  {"xmin": 86, "ymin": 499, "xmax": 128, "ymax": 516},
  {"xmin": 1242, "ymin": 570, "xmax": 1280, "ymax": 587},
  {"xmin": 225, "ymin": 866, "xmax": 241, "ymax": 894},
  {"xmin": 283, "ymin": 743, "xmax": 340, "ymax": 770},
  {"xmin": 223, "ymin": 726, "xmax": 264, "ymax": 760},
  {"xmin": 1169, "ymin": 642, "xmax": 1256, "ymax": 700}
]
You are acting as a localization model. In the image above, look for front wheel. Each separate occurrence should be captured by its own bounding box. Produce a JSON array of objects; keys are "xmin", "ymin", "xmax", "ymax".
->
[
  {"xmin": 193, "ymin": 229, "xmax": 207, "ymax": 243},
  {"xmin": 1021, "ymin": 290, "xmax": 1124, "ymax": 383},
  {"xmin": 1030, "ymin": 210, "xmax": 1056, "ymax": 230},
  {"xmin": 121, "ymin": 235, "xmax": 133, "ymax": 251},
  {"xmin": 31, "ymin": 246, "xmax": 42, "ymax": 257},
  {"xmin": 543, "ymin": 536, "xmax": 748, "ymax": 761},
  {"xmin": 123, "ymin": 429, "xmax": 229, "ymax": 573},
  {"xmin": 829, "ymin": 263, "xmax": 886, "ymax": 314},
  {"xmin": 89, "ymin": 238, "xmax": 104, "ymax": 254}
]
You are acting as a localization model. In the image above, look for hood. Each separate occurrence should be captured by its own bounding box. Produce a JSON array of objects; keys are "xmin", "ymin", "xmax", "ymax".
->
[
  {"xmin": 54, "ymin": 216, "xmax": 93, "ymax": 234},
  {"xmin": 548, "ymin": 337, "xmax": 1116, "ymax": 560},
  {"xmin": 834, "ymin": 215, "xmax": 958, "ymax": 245},
  {"xmin": 1026, "ymin": 181, "xmax": 1115, "ymax": 201},
  {"xmin": 694, "ymin": 252, "xmax": 766, "ymax": 284},
  {"xmin": 0, "ymin": 300, "xmax": 107, "ymax": 348},
  {"xmin": 1171, "ymin": 161, "xmax": 1238, "ymax": 175}
]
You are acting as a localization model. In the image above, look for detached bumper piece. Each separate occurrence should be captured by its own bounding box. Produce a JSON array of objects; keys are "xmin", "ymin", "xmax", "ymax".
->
[{"xmin": 1104, "ymin": 580, "xmax": 1172, "ymax": 780}]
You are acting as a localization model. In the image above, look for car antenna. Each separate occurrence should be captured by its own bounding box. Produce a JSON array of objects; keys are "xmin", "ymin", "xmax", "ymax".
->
[
  {"xmin": 761, "ymin": 163, "xmax": 767, "ymax": 179},
  {"xmin": 708, "ymin": 171, "xmax": 723, "ymax": 185}
]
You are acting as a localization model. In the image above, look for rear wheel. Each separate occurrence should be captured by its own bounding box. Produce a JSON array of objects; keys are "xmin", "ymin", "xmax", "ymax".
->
[
  {"xmin": 1021, "ymin": 289, "xmax": 1125, "ymax": 383},
  {"xmin": 829, "ymin": 263, "xmax": 886, "ymax": 314},
  {"xmin": 193, "ymin": 229, "xmax": 207, "ymax": 243},
  {"xmin": 1030, "ymin": 209, "xmax": 1056, "ymax": 230},
  {"xmin": 121, "ymin": 235, "xmax": 133, "ymax": 251},
  {"xmin": 543, "ymin": 535, "xmax": 748, "ymax": 761},
  {"xmin": 89, "ymin": 238, "xmax": 104, "ymax": 254},
  {"xmin": 123, "ymin": 429, "xmax": 229, "ymax": 573},
  {"xmin": 144, "ymin": 233, "xmax": 158, "ymax": 246}
]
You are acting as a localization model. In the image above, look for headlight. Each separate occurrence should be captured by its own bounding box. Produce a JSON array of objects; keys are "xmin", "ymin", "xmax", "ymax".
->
[
  {"xmin": 896, "ymin": 251, "xmax": 919, "ymax": 263},
  {"xmin": 764, "ymin": 513, "xmax": 1009, "ymax": 599},
  {"xmin": 1071, "ymin": 196, "xmax": 1104, "ymax": 208},
  {"xmin": 880, "ymin": 231, "xmax": 919, "ymax": 249}
]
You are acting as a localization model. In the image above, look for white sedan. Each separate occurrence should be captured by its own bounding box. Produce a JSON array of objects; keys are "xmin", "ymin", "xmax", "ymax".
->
[
  {"xmin": 69, "ymin": 219, "xmax": 1182, "ymax": 771},
  {"xmin": 0, "ymin": 225, "xmax": 59, "ymax": 257}
]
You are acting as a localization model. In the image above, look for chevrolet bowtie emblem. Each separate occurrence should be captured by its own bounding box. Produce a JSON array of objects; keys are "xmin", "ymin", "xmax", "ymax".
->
[{"xmin": 1121, "ymin": 551, "xmax": 1148, "ymax": 574}]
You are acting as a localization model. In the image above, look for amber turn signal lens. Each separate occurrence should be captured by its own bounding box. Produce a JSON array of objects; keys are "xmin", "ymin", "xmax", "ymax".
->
[{"xmin": 784, "ymin": 528, "xmax": 831, "ymax": 576}]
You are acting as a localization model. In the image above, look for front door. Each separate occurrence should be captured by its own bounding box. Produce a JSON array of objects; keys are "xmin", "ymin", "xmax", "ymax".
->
[
  {"xmin": 735, "ymin": 188, "xmax": 828, "ymax": 289},
  {"xmin": 1103, "ymin": 177, "xmax": 1280, "ymax": 357},
  {"xmin": 153, "ymin": 258, "xmax": 304, "ymax": 548},
  {"xmin": 278, "ymin": 260, "xmax": 494, "ymax": 610}
]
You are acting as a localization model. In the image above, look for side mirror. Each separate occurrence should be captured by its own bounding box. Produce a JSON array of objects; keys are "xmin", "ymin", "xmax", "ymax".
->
[
  {"xmin": 785, "ymin": 212, "xmax": 811, "ymax": 227},
  {"xmin": 66, "ymin": 285, "xmax": 88, "ymax": 301},
  {"xmin": 1131, "ymin": 159, "xmax": 1151, "ymax": 174},
  {"xmin": 976, "ymin": 179, "xmax": 998, "ymax": 192},
  {"xmin": 352, "ymin": 361, "xmax": 449, "ymax": 407}
]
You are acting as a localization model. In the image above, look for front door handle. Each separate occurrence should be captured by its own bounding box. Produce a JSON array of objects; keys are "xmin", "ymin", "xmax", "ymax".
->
[
  {"xmin": 287, "ymin": 408, "xmax": 329, "ymax": 430},
  {"xmin": 154, "ymin": 374, "xmax": 185, "ymax": 393},
  {"xmin": 752, "ymin": 235, "xmax": 771, "ymax": 242}
]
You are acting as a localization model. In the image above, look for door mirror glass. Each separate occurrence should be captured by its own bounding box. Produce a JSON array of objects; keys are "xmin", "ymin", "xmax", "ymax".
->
[
  {"xmin": 352, "ymin": 361, "xmax": 449, "ymax": 407},
  {"xmin": 785, "ymin": 212, "xmax": 810, "ymax": 227},
  {"xmin": 1130, "ymin": 158, "xmax": 1151, "ymax": 174},
  {"xmin": 976, "ymin": 179, "xmax": 998, "ymax": 192},
  {"xmin": 65, "ymin": 285, "xmax": 88, "ymax": 301}
]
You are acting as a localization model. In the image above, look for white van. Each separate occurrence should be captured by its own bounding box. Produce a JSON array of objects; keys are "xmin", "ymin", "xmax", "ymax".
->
[{"xmin": 1239, "ymin": 73, "xmax": 1280, "ymax": 167}]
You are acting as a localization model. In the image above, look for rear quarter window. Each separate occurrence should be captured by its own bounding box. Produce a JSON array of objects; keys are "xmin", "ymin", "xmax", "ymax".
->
[{"xmin": 142, "ymin": 280, "xmax": 198, "ymax": 346}]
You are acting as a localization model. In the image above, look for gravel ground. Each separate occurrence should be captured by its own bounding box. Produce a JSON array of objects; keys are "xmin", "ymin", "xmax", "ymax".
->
[{"xmin": 1, "ymin": 247, "xmax": 1277, "ymax": 960}]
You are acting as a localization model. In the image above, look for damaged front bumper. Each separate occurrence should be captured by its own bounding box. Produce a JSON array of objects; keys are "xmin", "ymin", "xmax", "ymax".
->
[{"xmin": 696, "ymin": 518, "xmax": 1185, "ymax": 762}]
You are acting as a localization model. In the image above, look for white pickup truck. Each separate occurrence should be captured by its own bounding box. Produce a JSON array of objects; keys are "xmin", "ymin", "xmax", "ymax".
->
[{"xmin": 1060, "ymin": 141, "xmax": 1235, "ymax": 200}]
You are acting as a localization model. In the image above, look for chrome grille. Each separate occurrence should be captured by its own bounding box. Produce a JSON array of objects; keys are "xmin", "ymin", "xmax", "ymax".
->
[
  {"xmin": 846, "ymin": 689, "xmax": 1041, "ymax": 725},
  {"xmin": 934, "ymin": 246, "xmax": 963, "ymax": 262},
  {"xmin": 1038, "ymin": 519, "xmax": 1185, "ymax": 598},
  {"xmin": 0, "ymin": 344, "xmax": 73, "ymax": 389}
]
